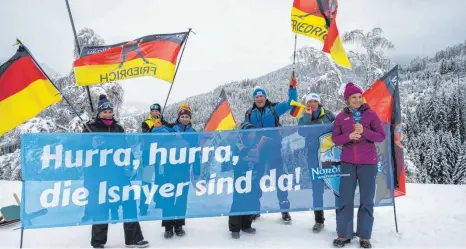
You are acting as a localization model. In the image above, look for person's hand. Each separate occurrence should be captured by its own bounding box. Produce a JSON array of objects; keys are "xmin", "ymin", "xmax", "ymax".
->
[
  {"xmin": 349, "ymin": 132, "xmax": 361, "ymax": 141},
  {"xmin": 289, "ymin": 74, "xmax": 297, "ymax": 88},
  {"xmin": 305, "ymin": 107, "xmax": 312, "ymax": 115},
  {"xmin": 354, "ymin": 123, "xmax": 363, "ymax": 134}
]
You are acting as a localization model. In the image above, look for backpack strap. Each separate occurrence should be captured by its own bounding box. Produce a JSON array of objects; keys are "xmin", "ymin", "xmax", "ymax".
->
[
  {"xmin": 245, "ymin": 107, "xmax": 253, "ymax": 123},
  {"xmin": 269, "ymin": 103, "xmax": 281, "ymax": 127}
]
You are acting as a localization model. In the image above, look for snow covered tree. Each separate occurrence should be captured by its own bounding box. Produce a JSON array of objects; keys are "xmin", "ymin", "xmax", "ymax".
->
[
  {"xmin": 342, "ymin": 27, "xmax": 395, "ymax": 89},
  {"xmin": 453, "ymin": 143, "xmax": 466, "ymax": 184},
  {"xmin": 74, "ymin": 28, "xmax": 106, "ymax": 59}
]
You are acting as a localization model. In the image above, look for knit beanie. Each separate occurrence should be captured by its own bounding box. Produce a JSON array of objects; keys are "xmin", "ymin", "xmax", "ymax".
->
[
  {"xmin": 150, "ymin": 103, "xmax": 161, "ymax": 112},
  {"xmin": 178, "ymin": 103, "xmax": 192, "ymax": 118},
  {"xmin": 344, "ymin": 82, "xmax": 363, "ymax": 101},
  {"xmin": 305, "ymin": 93, "xmax": 321, "ymax": 104},
  {"xmin": 253, "ymin": 86, "xmax": 267, "ymax": 98},
  {"xmin": 97, "ymin": 94, "xmax": 113, "ymax": 115}
]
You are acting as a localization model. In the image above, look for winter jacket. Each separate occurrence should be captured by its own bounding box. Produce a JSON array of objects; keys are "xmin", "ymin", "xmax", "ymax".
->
[
  {"xmin": 244, "ymin": 88, "xmax": 298, "ymax": 128},
  {"xmin": 142, "ymin": 115, "xmax": 173, "ymax": 133},
  {"xmin": 172, "ymin": 120, "xmax": 196, "ymax": 133},
  {"xmin": 298, "ymin": 106, "xmax": 335, "ymax": 126},
  {"xmin": 83, "ymin": 118, "xmax": 125, "ymax": 133},
  {"xmin": 331, "ymin": 103, "xmax": 386, "ymax": 165}
]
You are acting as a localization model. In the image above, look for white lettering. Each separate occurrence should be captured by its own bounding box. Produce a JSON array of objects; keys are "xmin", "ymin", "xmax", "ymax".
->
[
  {"xmin": 65, "ymin": 150, "xmax": 83, "ymax": 168},
  {"xmin": 235, "ymin": 170, "xmax": 252, "ymax": 194},
  {"xmin": 149, "ymin": 143, "xmax": 167, "ymax": 166},
  {"xmin": 114, "ymin": 148, "xmax": 131, "ymax": 167},
  {"xmin": 41, "ymin": 145, "xmax": 63, "ymax": 169},
  {"xmin": 100, "ymin": 149, "xmax": 113, "ymax": 167}
]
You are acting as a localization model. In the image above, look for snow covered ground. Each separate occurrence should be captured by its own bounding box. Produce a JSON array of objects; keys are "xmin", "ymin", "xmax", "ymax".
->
[{"xmin": 1, "ymin": 181, "xmax": 465, "ymax": 248}]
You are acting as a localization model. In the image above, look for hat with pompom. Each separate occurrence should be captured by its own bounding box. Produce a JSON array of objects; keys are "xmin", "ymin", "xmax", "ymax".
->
[
  {"xmin": 253, "ymin": 86, "xmax": 267, "ymax": 98},
  {"xmin": 178, "ymin": 103, "xmax": 192, "ymax": 118},
  {"xmin": 344, "ymin": 82, "xmax": 363, "ymax": 101}
]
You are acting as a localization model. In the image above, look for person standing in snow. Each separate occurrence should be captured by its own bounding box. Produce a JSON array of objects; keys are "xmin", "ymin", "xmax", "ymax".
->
[
  {"xmin": 297, "ymin": 92, "xmax": 337, "ymax": 233},
  {"xmin": 331, "ymin": 83, "xmax": 386, "ymax": 248},
  {"xmin": 83, "ymin": 94, "xmax": 149, "ymax": 249},
  {"xmin": 243, "ymin": 77, "xmax": 298, "ymax": 223},
  {"xmin": 228, "ymin": 121, "xmax": 265, "ymax": 239},
  {"xmin": 155, "ymin": 103, "xmax": 196, "ymax": 239},
  {"xmin": 139, "ymin": 103, "xmax": 173, "ymax": 216}
]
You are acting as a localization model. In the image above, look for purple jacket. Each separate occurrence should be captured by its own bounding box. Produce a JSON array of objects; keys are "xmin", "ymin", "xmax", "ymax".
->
[{"xmin": 331, "ymin": 104, "xmax": 386, "ymax": 165}]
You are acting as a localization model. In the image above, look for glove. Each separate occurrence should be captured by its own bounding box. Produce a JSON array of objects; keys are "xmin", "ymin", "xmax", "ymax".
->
[{"xmin": 289, "ymin": 72, "xmax": 297, "ymax": 89}]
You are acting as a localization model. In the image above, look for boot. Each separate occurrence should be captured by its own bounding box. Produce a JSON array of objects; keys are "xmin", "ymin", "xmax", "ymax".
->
[
  {"xmin": 312, "ymin": 222, "xmax": 324, "ymax": 233},
  {"xmin": 164, "ymin": 226, "xmax": 174, "ymax": 239},
  {"xmin": 281, "ymin": 212, "xmax": 291, "ymax": 223},
  {"xmin": 174, "ymin": 226, "xmax": 186, "ymax": 237},
  {"xmin": 126, "ymin": 240, "xmax": 149, "ymax": 248},
  {"xmin": 242, "ymin": 228, "xmax": 256, "ymax": 234},
  {"xmin": 231, "ymin": 232, "xmax": 240, "ymax": 239}
]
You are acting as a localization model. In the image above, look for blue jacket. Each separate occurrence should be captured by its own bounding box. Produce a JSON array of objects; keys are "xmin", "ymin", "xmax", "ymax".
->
[
  {"xmin": 172, "ymin": 120, "xmax": 196, "ymax": 133},
  {"xmin": 244, "ymin": 88, "xmax": 298, "ymax": 128}
]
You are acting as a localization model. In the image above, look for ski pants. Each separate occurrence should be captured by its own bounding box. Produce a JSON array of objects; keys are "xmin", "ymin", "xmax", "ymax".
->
[
  {"xmin": 228, "ymin": 215, "xmax": 254, "ymax": 232},
  {"xmin": 91, "ymin": 222, "xmax": 144, "ymax": 247},
  {"xmin": 336, "ymin": 163, "xmax": 378, "ymax": 240}
]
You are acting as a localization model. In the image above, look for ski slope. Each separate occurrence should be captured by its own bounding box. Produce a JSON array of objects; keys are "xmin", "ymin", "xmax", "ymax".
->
[{"xmin": 1, "ymin": 181, "xmax": 465, "ymax": 248}]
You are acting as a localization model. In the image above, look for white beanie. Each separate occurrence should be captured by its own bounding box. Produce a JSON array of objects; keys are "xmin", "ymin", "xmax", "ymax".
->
[{"xmin": 305, "ymin": 93, "xmax": 321, "ymax": 104}]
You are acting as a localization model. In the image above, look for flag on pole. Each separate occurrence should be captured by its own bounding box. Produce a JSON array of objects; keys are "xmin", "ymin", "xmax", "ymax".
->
[
  {"xmin": 204, "ymin": 89, "xmax": 236, "ymax": 131},
  {"xmin": 73, "ymin": 32, "xmax": 189, "ymax": 86},
  {"xmin": 0, "ymin": 46, "xmax": 62, "ymax": 136},
  {"xmin": 363, "ymin": 65, "xmax": 406, "ymax": 197},
  {"xmin": 291, "ymin": 0, "xmax": 351, "ymax": 69},
  {"xmin": 289, "ymin": 99, "xmax": 307, "ymax": 118}
]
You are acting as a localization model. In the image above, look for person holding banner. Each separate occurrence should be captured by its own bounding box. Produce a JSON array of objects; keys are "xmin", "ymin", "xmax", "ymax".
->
[
  {"xmin": 228, "ymin": 121, "xmax": 265, "ymax": 239},
  {"xmin": 331, "ymin": 83, "xmax": 386, "ymax": 249},
  {"xmin": 141, "ymin": 103, "xmax": 173, "ymax": 133},
  {"xmin": 139, "ymin": 103, "xmax": 174, "ymax": 216},
  {"xmin": 154, "ymin": 103, "xmax": 196, "ymax": 238},
  {"xmin": 297, "ymin": 93, "xmax": 337, "ymax": 233},
  {"xmin": 243, "ymin": 78, "xmax": 298, "ymax": 223},
  {"xmin": 83, "ymin": 95, "xmax": 149, "ymax": 249}
]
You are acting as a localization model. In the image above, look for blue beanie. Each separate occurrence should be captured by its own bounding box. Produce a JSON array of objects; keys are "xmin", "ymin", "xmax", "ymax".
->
[
  {"xmin": 253, "ymin": 86, "xmax": 267, "ymax": 98},
  {"xmin": 97, "ymin": 94, "xmax": 113, "ymax": 115}
]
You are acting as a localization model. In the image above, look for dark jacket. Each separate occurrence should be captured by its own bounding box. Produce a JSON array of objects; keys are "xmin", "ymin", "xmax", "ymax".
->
[
  {"xmin": 331, "ymin": 103, "xmax": 386, "ymax": 165},
  {"xmin": 83, "ymin": 118, "xmax": 125, "ymax": 133}
]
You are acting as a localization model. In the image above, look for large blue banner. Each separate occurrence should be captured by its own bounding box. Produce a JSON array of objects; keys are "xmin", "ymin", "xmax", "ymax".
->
[{"xmin": 20, "ymin": 124, "xmax": 394, "ymax": 229}]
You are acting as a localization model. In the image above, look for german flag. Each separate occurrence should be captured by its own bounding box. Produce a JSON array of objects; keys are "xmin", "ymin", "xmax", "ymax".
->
[
  {"xmin": 291, "ymin": 0, "xmax": 351, "ymax": 69},
  {"xmin": 289, "ymin": 100, "xmax": 307, "ymax": 118},
  {"xmin": 363, "ymin": 65, "xmax": 406, "ymax": 197},
  {"xmin": 0, "ymin": 46, "xmax": 62, "ymax": 136},
  {"xmin": 73, "ymin": 32, "xmax": 189, "ymax": 86},
  {"xmin": 204, "ymin": 89, "xmax": 236, "ymax": 131}
]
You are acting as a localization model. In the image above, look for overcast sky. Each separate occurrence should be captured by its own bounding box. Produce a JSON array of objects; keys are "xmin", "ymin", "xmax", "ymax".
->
[{"xmin": 1, "ymin": 0, "xmax": 465, "ymax": 107}]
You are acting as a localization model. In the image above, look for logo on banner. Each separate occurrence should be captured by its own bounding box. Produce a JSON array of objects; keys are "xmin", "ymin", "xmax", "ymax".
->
[{"xmin": 315, "ymin": 133, "xmax": 360, "ymax": 197}]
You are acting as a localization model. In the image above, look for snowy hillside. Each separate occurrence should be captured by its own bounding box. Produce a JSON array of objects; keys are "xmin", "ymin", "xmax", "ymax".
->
[{"xmin": 1, "ymin": 181, "xmax": 465, "ymax": 248}]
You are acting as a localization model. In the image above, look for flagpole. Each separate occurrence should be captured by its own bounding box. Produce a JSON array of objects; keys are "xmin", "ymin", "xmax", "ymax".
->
[
  {"xmin": 161, "ymin": 28, "xmax": 193, "ymax": 116},
  {"xmin": 292, "ymin": 33, "xmax": 298, "ymax": 71},
  {"xmin": 64, "ymin": 0, "xmax": 95, "ymax": 114},
  {"xmin": 16, "ymin": 39, "xmax": 92, "ymax": 131}
]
